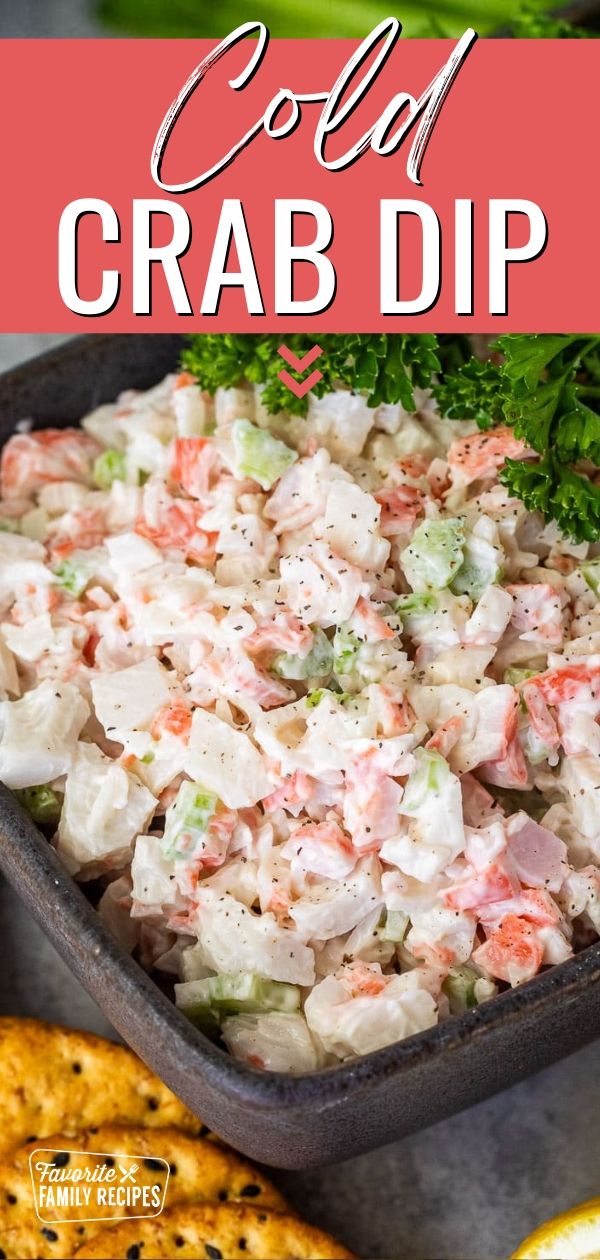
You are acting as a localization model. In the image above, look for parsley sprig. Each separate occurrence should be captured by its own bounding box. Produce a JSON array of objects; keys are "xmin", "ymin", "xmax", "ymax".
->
[
  {"xmin": 437, "ymin": 335, "xmax": 600, "ymax": 542},
  {"xmin": 182, "ymin": 332, "xmax": 600, "ymax": 544},
  {"xmin": 182, "ymin": 334, "xmax": 440, "ymax": 417}
]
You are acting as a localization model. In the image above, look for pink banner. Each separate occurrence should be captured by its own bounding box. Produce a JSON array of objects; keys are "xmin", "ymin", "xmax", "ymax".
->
[{"xmin": 0, "ymin": 33, "xmax": 597, "ymax": 330}]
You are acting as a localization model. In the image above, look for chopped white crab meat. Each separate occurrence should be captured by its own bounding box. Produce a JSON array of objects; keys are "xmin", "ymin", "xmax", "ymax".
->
[
  {"xmin": 0, "ymin": 535, "xmax": 51, "ymax": 613},
  {"xmin": 281, "ymin": 821, "xmax": 358, "ymax": 880},
  {"xmin": 406, "ymin": 905, "xmax": 477, "ymax": 966},
  {"xmin": 410, "ymin": 683, "xmax": 520, "ymax": 776},
  {"xmin": 381, "ymin": 749, "xmax": 465, "ymax": 882},
  {"xmin": 183, "ymin": 709, "xmax": 272, "ymax": 809},
  {"xmin": 559, "ymin": 866, "xmax": 600, "ymax": 934},
  {"xmin": 557, "ymin": 753, "xmax": 600, "ymax": 863},
  {"xmin": 280, "ymin": 540, "xmax": 367, "ymax": 627},
  {"xmin": 222, "ymin": 1011, "xmax": 323, "ymax": 1072},
  {"xmin": 265, "ymin": 450, "xmax": 352, "ymax": 535},
  {"xmin": 130, "ymin": 834, "xmax": 179, "ymax": 914},
  {"xmin": 315, "ymin": 481, "xmax": 390, "ymax": 573},
  {"xmin": 0, "ymin": 680, "xmax": 88, "ymax": 789},
  {"xmin": 254, "ymin": 693, "xmax": 419, "ymax": 780},
  {"xmin": 2, "ymin": 612, "xmax": 85, "ymax": 666},
  {"xmin": 420, "ymin": 645, "xmax": 496, "ymax": 690},
  {"xmin": 506, "ymin": 582, "xmax": 565, "ymax": 647},
  {"xmin": 289, "ymin": 855, "xmax": 382, "ymax": 942},
  {"xmin": 215, "ymin": 386, "xmax": 255, "ymax": 425},
  {"xmin": 306, "ymin": 390, "xmax": 375, "ymax": 460},
  {"xmin": 304, "ymin": 964, "xmax": 437, "ymax": 1059},
  {"xmin": 189, "ymin": 889, "xmax": 315, "ymax": 986},
  {"xmin": 0, "ymin": 635, "xmax": 19, "ymax": 699},
  {"xmin": 105, "ymin": 532, "xmax": 163, "ymax": 575},
  {"xmin": 56, "ymin": 743, "xmax": 157, "ymax": 877},
  {"xmin": 215, "ymin": 513, "xmax": 277, "ymax": 585},
  {"xmin": 1, "ymin": 428, "xmax": 100, "ymax": 499},
  {"xmin": 173, "ymin": 380, "xmax": 209, "ymax": 437},
  {"xmin": 91, "ymin": 657, "xmax": 175, "ymax": 739},
  {"xmin": 463, "ymin": 585, "xmax": 514, "ymax": 645}
]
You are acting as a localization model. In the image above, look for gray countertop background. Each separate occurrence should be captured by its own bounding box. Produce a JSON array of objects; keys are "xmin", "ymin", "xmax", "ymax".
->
[
  {"xmin": 0, "ymin": 0, "xmax": 103, "ymax": 37},
  {"xmin": 0, "ymin": 334, "xmax": 599, "ymax": 1259}
]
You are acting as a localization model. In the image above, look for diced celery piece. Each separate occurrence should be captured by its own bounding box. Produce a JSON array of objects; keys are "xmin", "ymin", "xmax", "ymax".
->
[
  {"xmin": 179, "ymin": 942, "xmax": 214, "ymax": 983},
  {"xmin": 231, "ymin": 419, "xmax": 297, "ymax": 490},
  {"xmin": 332, "ymin": 625, "xmax": 361, "ymax": 676},
  {"xmin": 273, "ymin": 628, "xmax": 333, "ymax": 681},
  {"xmin": 163, "ymin": 780, "xmax": 218, "ymax": 858},
  {"xmin": 452, "ymin": 558, "xmax": 501, "ymax": 601},
  {"xmin": 504, "ymin": 666, "xmax": 538, "ymax": 712},
  {"xmin": 522, "ymin": 724, "xmax": 555, "ymax": 765},
  {"xmin": 53, "ymin": 559, "xmax": 90, "ymax": 598},
  {"xmin": 380, "ymin": 910, "xmax": 409, "ymax": 943},
  {"xmin": 211, "ymin": 972, "xmax": 301, "ymax": 1012},
  {"xmin": 581, "ymin": 560, "xmax": 600, "ymax": 596},
  {"xmin": 93, "ymin": 448, "xmax": 126, "ymax": 490},
  {"xmin": 451, "ymin": 531, "xmax": 502, "ymax": 601},
  {"xmin": 442, "ymin": 965, "xmax": 479, "ymax": 1014},
  {"xmin": 401, "ymin": 519, "xmax": 465, "ymax": 591},
  {"xmin": 504, "ymin": 667, "xmax": 537, "ymax": 687},
  {"xmin": 14, "ymin": 784, "xmax": 61, "ymax": 826},
  {"xmin": 402, "ymin": 748, "xmax": 449, "ymax": 812},
  {"xmin": 394, "ymin": 593, "xmax": 438, "ymax": 617},
  {"xmin": 175, "ymin": 972, "xmax": 301, "ymax": 1032},
  {"xmin": 175, "ymin": 997, "xmax": 221, "ymax": 1039},
  {"xmin": 0, "ymin": 517, "xmax": 18, "ymax": 533},
  {"xmin": 306, "ymin": 688, "xmax": 353, "ymax": 709},
  {"xmin": 394, "ymin": 592, "xmax": 439, "ymax": 637}
]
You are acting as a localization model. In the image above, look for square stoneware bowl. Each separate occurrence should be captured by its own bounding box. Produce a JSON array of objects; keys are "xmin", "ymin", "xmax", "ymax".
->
[{"xmin": 0, "ymin": 334, "xmax": 599, "ymax": 1169}]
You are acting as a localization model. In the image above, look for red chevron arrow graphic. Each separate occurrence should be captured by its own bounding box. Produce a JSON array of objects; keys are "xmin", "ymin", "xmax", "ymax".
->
[{"xmin": 277, "ymin": 344, "xmax": 323, "ymax": 399}]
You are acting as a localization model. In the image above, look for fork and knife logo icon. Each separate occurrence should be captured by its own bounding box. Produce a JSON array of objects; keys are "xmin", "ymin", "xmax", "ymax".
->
[{"xmin": 118, "ymin": 1162, "xmax": 140, "ymax": 1183}]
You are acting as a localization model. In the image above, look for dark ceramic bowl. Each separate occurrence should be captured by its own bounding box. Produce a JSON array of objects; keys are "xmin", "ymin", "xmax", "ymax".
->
[{"xmin": 0, "ymin": 334, "xmax": 599, "ymax": 1170}]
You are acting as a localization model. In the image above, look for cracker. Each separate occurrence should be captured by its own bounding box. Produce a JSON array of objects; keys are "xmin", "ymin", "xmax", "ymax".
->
[
  {"xmin": 0, "ymin": 1019, "xmax": 204, "ymax": 1156},
  {"xmin": 0, "ymin": 1127, "xmax": 287, "ymax": 1260},
  {"xmin": 74, "ymin": 1202, "xmax": 354, "ymax": 1259}
]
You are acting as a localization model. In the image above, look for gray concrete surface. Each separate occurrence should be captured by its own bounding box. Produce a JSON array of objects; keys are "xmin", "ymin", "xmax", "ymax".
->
[
  {"xmin": 0, "ymin": 336, "xmax": 599, "ymax": 1260},
  {"xmin": 0, "ymin": 0, "xmax": 104, "ymax": 37},
  {"xmin": 0, "ymin": 335, "xmax": 70, "ymax": 368}
]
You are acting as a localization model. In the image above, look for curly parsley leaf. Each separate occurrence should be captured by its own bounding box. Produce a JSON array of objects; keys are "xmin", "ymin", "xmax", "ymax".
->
[
  {"xmin": 556, "ymin": 394, "xmax": 600, "ymax": 467},
  {"xmin": 501, "ymin": 456, "xmax": 600, "ymax": 544},
  {"xmin": 497, "ymin": 333, "xmax": 581, "ymax": 390},
  {"xmin": 433, "ymin": 357, "xmax": 501, "ymax": 429},
  {"xmin": 436, "ymin": 334, "xmax": 600, "ymax": 543}
]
